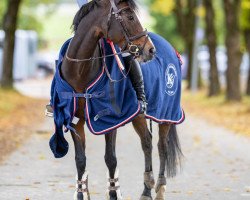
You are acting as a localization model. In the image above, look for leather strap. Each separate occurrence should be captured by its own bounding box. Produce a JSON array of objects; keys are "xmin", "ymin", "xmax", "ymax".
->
[
  {"xmin": 108, "ymin": 186, "xmax": 120, "ymax": 191},
  {"xmin": 109, "ymin": 178, "xmax": 119, "ymax": 183},
  {"xmin": 77, "ymin": 180, "xmax": 87, "ymax": 185}
]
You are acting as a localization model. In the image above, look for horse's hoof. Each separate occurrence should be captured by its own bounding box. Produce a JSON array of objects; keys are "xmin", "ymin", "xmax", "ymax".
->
[
  {"xmin": 74, "ymin": 191, "xmax": 90, "ymax": 200},
  {"xmin": 106, "ymin": 190, "xmax": 123, "ymax": 200},
  {"xmin": 140, "ymin": 195, "xmax": 153, "ymax": 200},
  {"xmin": 154, "ymin": 185, "xmax": 166, "ymax": 200},
  {"xmin": 155, "ymin": 176, "xmax": 166, "ymax": 194}
]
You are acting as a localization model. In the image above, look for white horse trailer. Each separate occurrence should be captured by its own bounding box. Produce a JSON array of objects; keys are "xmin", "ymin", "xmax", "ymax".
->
[{"xmin": 0, "ymin": 30, "xmax": 38, "ymax": 81}]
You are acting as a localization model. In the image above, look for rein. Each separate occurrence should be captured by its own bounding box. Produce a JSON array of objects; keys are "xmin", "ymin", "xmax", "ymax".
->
[
  {"xmin": 65, "ymin": 39, "xmax": 129, "ymax": 63},
  {"xmin": 100, "ymin": 40, "xmax": 132, "ymax": 83},
  {"xmin": 66, "ymin": 0, "xmax": 148, "ymax": 63}
]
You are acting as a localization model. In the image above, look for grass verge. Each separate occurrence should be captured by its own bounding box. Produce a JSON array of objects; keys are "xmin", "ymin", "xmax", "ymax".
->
[
  {"xmin": 0, "ymin": 89, "xmax": 46, "ymax": 162},
  {"xmin": 182, "ymin": 89, "xmax": 250, "ymax": 137}
]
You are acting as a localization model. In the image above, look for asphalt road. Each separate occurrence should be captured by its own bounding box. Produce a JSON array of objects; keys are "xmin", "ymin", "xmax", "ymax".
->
[{"xmin": 0, "ymin": 115, "xmax": 250, "ymax": 200}]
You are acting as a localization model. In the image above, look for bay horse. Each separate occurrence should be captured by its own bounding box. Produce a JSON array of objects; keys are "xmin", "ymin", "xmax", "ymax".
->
[{"xmin": 59, "ymin": 0, "xmax": 182, "ymax": 199}]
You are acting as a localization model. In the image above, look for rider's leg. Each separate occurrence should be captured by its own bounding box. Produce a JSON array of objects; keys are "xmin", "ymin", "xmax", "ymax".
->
[{"xmin": 122, "ymin": 53, "xmax": 147, "ymax": 113}]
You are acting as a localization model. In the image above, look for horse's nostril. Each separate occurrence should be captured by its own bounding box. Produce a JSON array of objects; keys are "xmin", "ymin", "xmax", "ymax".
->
[{"xmin": 149, "ymin": 47, "xmax": 156, "ymax": 55}]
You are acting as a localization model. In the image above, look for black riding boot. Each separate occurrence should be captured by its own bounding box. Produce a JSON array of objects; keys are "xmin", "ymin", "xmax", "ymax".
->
[{"xmin": 123, "ymin": 54, "xmax": 147, "ymax": 113}]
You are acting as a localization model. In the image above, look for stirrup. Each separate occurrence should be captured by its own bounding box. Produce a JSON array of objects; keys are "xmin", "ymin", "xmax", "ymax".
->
[
  {"xmin": 139, "ymin": 100, "xmax": 147, "ymax": 114},
  {"xmin": 106, "ymin": 169, "xmax": 123, "ymax": 200},
  {"xmin": 45, "ymin": 105, "xmax": 54, "ymax": 118}
]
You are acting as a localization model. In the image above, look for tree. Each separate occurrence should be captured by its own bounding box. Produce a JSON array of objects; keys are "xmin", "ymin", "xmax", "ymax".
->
[
  {"xmin": 147, "ymin": 0, "xmax": 199, "ymax": 89},
  {"xmin": 0, "ymin": 0, "xmax": 58, "ymax": 88},
  {"xmin": 1, "ymin": 0, "xmax": 23, "ymax": 88},
  {"xmin": 0, "ymin": 2, "xmax": 7, "ymax": 28},
  {"xmin": 204, "ymin": 0, "xmax": 220, "ymax": 96},
  {"xmin": 174, "ymin": 0, "xmax": 197, "ymax": 89},
  {"xmin": 146, "ymin": 0, "xmax": 185, "ymax": 52},
  {"xmin": 241, "ymin": 0, "xmax": 250, "ymax": 95},
  {"xmin": 245, "ymin": 30, "xmax": 250, "ymax": 95},
  {"xmin": 223, "ymin": 0, "xmax": 242, "ymax": 101}
]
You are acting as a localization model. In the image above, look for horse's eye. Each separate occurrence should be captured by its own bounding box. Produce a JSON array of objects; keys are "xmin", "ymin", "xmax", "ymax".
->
[{"xmin": 128, "ymin": 16, "xmax": 134, "ymax": 21}]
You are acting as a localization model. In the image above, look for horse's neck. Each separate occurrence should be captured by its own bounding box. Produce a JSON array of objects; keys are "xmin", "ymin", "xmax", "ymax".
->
[{"xmin": 61, "ymin": 28, "xmax": 102, "ymax": 92}]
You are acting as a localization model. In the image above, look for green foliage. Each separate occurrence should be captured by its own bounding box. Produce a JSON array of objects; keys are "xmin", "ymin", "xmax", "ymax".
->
[
  {"xmin": 150, "ymin": 0, "xmax": 175, "ymax": 16},
  {"xmin": 0, "ymin": 0, "xmax": 58, "ymax": 34},
  {"xmin": 241, "ymin": 0, "xmax": 250, "ymax": 30},
  {"xmin": 0, "ymin": 1, "xmax": 7, "ymax": 28},
  {"xmin": 145, "ymin": 0, "xmax": 185, "ymax": 52},
  {"xmin": 17, "ymin": 13, "xmax": 43, "ymax": 33},
  {"xmin": 213, "ymin": 0, "xmax": 225, "ymax": 45},
  {"xmin": 146, "ymin": 0, "xmax": 226, "ymax": 49},
  {"xmin": 151, "ymin": 13, "xmax": 185, "ymax": 52}
]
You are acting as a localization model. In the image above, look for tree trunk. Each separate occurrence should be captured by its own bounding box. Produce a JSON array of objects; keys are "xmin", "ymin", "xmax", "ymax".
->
[
  {"xmin": 1, "ymin": 0, "xmax": 22, "ymax": 88},
  {"xmin": 223, "ymin": 0, "xmax": 242, "ymax": 101},
  {"xmin": 174, "ymin": 0, "xmax": 196, "ymax": 89},
  {"xmin": 204, "ymin": 0, "xmax": 220, "ymax": 96},
  {"xmin": 245, "ymin": 30, "xmax": 250, "ymax": 95}
]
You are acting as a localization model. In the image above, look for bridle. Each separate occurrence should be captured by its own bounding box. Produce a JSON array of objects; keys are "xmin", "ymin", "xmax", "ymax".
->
[
  {"xmin": 66, "ymin": 0, "xmax": 149, "ymax": 63},
  {"xmin": 107, "ymin": 0, "xmax": 149, "ymax": 57}
]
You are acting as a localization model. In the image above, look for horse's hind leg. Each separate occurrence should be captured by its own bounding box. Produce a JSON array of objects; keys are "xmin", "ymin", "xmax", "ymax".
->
[
  {"xmin": 71, "ymin": 119, "xmax": 90, "ymax": 200},
  {"xmin": 105, "ymin": 130, "xmax": 122, "ymax": 200},
  {"xmin": 155, "ymin": 124, "xmax": 170, "ymax": 200},
  {"xmin": 155, "ymin": 124, "xmax": 182, "ymax": 200},
  {"xmin": 132, "ymin": 115, "xmax": 154, "ymax": 200}
]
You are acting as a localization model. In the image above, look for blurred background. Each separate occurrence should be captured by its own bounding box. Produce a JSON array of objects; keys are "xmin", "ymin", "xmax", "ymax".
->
[{"xmin": 0, "ymin": 0, "xmax": 250, "ymax": 199}]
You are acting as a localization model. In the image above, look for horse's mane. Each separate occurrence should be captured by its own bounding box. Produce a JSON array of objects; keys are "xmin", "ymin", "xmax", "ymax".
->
[{"xmin": 72, "ymin": 0, "xmax": 138, "ymax": 32}]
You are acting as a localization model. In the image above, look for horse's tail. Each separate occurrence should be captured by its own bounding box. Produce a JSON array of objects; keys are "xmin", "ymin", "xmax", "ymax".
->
[{"xmin": 165, "ymin": 124, "xmax": 183, "ymax": 178}]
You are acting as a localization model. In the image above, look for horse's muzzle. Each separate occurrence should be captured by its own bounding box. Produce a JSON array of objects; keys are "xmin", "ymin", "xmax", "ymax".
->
[{"xmin": 139, "ymin": 36, "xmax": 156, "ymax": 62}]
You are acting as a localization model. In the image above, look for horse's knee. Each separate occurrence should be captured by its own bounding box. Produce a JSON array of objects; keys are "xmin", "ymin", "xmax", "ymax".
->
[
  {"xmin": 141, "ymin": 134, "xmax": 153, "ymax": 152},
  {"xmin": 104, "ymin": 154, "xmax": 117, "ymax": 170},
  {"xmin": 75, "ymin": 156, "xmax": 86, "ymax": 170},
  {"xmin": 157, "ymin": 139, "xmax": 167, "ymax": 154}
]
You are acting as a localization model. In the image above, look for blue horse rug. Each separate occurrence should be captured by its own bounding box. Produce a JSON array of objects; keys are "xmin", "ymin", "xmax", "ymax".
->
[{"xmin": 49, "ymin": 32, "xmax": 185, "ymax": 158}]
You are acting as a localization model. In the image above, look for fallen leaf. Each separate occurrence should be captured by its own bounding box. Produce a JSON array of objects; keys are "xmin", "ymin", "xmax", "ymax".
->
[
  {"xmin": 223, "ymin": 187, "xmax": 231, "ymax": 192},
  {"xmin": 171, "ymin": 190, "xmax": 181, "ymax": 193},
  {"xmin": 39, "ymin": 155, "xmax": 46, "ymax": 160},
  {"xmin": 193, "ymin": 135, "xmax": 201, "ymax": 146},
  {"xmin": 187, "ymin": 191, "xmax": 194, "ymax": 195}
]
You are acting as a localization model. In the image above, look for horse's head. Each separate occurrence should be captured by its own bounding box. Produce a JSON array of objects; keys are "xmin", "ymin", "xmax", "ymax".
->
[
  {"xmin": 73, "ymin": 0, "xmax": 155, "ymax": 62},
  {"xmin": 102, "ymin": 0, "xmax": 155, "ymax": 62}
]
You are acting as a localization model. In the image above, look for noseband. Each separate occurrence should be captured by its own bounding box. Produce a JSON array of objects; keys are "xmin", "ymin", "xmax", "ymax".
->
[{"xmin": 107, "ymin": 0, "xmax": 148, "ymax": 57}]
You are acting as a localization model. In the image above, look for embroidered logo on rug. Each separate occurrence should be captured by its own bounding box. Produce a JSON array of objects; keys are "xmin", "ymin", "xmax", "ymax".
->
[{"xmin": 165, "ymin": 64, "xmax": 178, "ymax": 96}]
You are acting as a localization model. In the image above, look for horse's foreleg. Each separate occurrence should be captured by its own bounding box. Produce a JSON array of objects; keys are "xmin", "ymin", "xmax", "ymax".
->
[
  {"xmin": 105, "ymin": 130, "xmax": 122, "ymax": 200},
  {"xmin": 71, "ymin": 120, "xmax": 90, "ymax": 200},
  {"xmin": 156, "ymin": 124, "xmax": 182, "ymax": 200},
  {"xmin": 132, "ymin": 115, "xmax": 154, "ymax": 200}
]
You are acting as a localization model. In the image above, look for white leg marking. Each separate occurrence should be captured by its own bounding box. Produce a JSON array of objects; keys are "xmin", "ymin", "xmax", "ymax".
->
[
  {"xmin": 74, "ymin": 171, "xmax": 89, "ymax": 200},
  {"xmin": 106, "ymin": 168, "xmax": 123, "ymax": 200}
]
